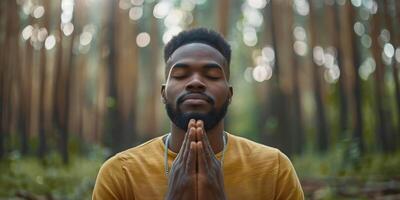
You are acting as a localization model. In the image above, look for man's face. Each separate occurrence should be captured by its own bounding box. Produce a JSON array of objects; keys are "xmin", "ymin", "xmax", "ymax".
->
[{"xmin": 162, "ymin": 43, "xmax": 233, "ymax": 132}]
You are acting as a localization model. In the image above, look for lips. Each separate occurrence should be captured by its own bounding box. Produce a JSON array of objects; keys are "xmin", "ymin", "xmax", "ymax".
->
[
  {"xmin": 177, "ymin": 93, "xmax": 213, "ymax": 105},
  {"xmin": 182, "ymin": 93, "xmax": 210, "ymax": 103}
]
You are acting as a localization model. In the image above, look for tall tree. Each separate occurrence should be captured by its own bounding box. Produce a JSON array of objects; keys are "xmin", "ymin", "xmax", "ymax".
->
[
  {"xmin": 287, "ymin": 0, "xmax": 305, "ymax": 154},
  {"xmin": 218, "ymin": 0, "xmax": 230, "ymax": 37},
  {"xmin": 142, "ymin": 2, "xmax": 161, "ymax": 140},
  {"xmin": 308, "ymin": 0, "xmax": 329, "ymax": 152},
  {"xmin": 383, "ymin": 0, "xmax": 400, "ymax": 140},
  {"xmin": 0, "ymin": 0, "xmax": 6, "ymax": 158},
  {"xmin": 262, "ymin": 0, "xmax": 293, "ymax": 155},
  {"xmin": 347, "ymin": 1, "xmax": 365, "ymax": 153},
  {"xmin": 38, "ymin": 0, "xmax": 51, "ymax": 160},
  {"xmin": 106, "ymin": 0, "xmax": 139, "ymax": 154},
  {"xmin": 370, "ymin": 0, "xmax": 390, "ymax": 152},
  {"xmin": 331, "ymin": 1, "xmax": 350, "ymax": 140},
  {"xmin": 53, "ymin": 0, "xmax": 77, "ymax": 164},
  {"xmin": 395, "ymin": 0, "xmax": 400, "ymax": 149}
]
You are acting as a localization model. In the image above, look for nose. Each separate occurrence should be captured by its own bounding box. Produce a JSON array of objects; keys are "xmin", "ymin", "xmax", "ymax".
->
[{"xmin": 185, "ymin": 74, "xmax": 206, "ymax": 92}]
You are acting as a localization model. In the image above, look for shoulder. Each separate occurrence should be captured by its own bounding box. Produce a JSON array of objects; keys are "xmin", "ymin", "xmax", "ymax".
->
[
  {"xmin": 228, "ymin": 133, "xmax": 282, "ymax": 159},
  {"xmin": 227, "ymin": 134, "xmax": 303, "ymax": 199},
  {"xmin": 117, "ymin": 136, "xmax": 164, "ymax": 159},
  {"xmin": 100, "ymin": 136, "xmax": 164, "ymax": 171},
  {"xmin": 227, "ymin": 133, "xmax": 299, "ymax": 172}
]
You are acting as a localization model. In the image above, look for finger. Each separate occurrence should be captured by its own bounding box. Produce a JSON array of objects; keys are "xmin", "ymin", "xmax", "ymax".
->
[
  {"xmin": 197, "ymin": 141, "xmax": 208, "ymax": 174},
  {"xmin": 187, "ymin": 141, "xmax": 197, "ymax": 174},
  {"xmin": 196, "ymin": 123, "xmax": 214, "ymax": 156},
  {"xmin": 183, "ymin": 127, "xmax": 196, "ymax": 161},
  {"xmin": 179, "ymin": 119, "xmax": 195, "ymax": 160},
  {"xmin": 197, "ymin": 127, "xmax": 213, "ymax": 166}
]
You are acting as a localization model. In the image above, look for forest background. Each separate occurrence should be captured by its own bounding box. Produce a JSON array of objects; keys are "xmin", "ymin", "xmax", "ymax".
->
[{"xmin": 1, "ymin": 0, "xmax": 400, "ymax": 199}]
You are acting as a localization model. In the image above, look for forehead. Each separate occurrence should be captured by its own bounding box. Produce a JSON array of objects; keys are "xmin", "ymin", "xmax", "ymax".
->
[{"xmin": 167, "ymin": 43, "xmax": 227, "ymax": 68}]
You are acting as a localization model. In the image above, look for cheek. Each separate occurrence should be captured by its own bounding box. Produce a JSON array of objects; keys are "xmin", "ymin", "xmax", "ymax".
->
[
  {"xmin": 165, "ymin": 84, "xmax": 181, "ymax": 102},
  {"xmin": 211, "ymin": 85, "xmax": 230, "ymax": 105}
]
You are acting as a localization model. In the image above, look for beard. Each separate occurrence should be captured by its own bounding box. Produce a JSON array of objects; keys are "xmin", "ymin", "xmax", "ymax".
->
[{"xmin": 165, "ymin": 93, "xmax": 229, "ymax": 132}]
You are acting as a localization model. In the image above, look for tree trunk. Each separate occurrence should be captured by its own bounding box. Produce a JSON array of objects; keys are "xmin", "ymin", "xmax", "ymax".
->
[
  {"xmin": 370, "ymin": 1, "xmax": 389, "ymax": 152},
  {"xmin": 218, "ymin": 0, "xmax": 230, "ymax": 37},
  {"xmin": 395, "ymin": 0, "xmax": 400, "ymax": 149},
  {"xmin": 331, "ymin": 1, "xmax": 350, "ymax": 141},
  {"xmin": 106, "ymin": 0, "xmax": 138, "ymax": 154},
  {"xmin": 383, "ymin": 0, "xmax": 400, "ymax": 148},
  {"xmin": 0, "ymin": 0, "xmax": 5, "ymax": 159},
  {"xmin": 308, "ymin": 0, "xmax": 329, "ymax": 152},
  {"xmin": 287, "ymin": 0, "xmax": 304, "ymax": 154},
  {"xmin": 37, "ymin": 0, "xmax": 52, "ymax": 161}
]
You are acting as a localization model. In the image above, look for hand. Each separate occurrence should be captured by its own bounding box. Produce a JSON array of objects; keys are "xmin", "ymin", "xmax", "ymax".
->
[
  {"xmin": 165, "ymin": 120, "xmax": 227, "ymax": 200},
  {"xmin": 195, "ymin": 120, "xmax": 227, "ymax": 200},
  {"xmin": 165, "ymin": 119, "xmax": 197, "ymax": 200}
]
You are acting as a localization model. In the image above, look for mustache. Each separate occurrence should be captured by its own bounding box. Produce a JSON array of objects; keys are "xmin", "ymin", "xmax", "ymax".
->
[{"xmin": 176, "ymin": 92, "xmax": 215, "ymax": 105}]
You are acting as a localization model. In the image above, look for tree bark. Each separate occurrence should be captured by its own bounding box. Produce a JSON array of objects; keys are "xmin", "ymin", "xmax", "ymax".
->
[
  {"xmin": 218, "ymin": 0, "xmax": 230, "ymax": 37},
  {"xmin": 331, "ymin": 1, "xmax": 350, "ymax": 140},
  {"xmin": 370, "ymin": 1, "xmax": 389, "ymax": 152},
  {"xmin": 383, "ymin": 0, "xmax": 400, "ymax": 147},
  {"xmin": 106, "ymin": 0, "xmax": 138, "ymax": 154},
  {"xmin": 308, "ymin": 0, "xmax": 329, "ymax": 152}
]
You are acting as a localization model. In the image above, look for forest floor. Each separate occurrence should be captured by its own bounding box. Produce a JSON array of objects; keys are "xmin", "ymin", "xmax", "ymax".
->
[{"xmin": 1, "ymin": 149, "xmax": 399, "ymax": 200}]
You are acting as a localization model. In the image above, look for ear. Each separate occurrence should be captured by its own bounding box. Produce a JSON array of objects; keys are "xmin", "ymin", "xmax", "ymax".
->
[
  {"xmin": 161, "ymin": 84, "xmax": 167, "ymax": 104},
  {"xmin": 228, "ymin": 85, "xmax": 233, "ymax": 104}
]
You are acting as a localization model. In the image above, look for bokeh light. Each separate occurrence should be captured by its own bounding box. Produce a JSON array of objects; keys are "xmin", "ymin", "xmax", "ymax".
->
[
  {"xmin": 383, "ymin": 43, "xmax": 395, "ymax": 58},
  {"xmin": 62, "ymin": 22, "xmax": 74, "ymax": 36},
  {"xmin": 243, "ymin": 27, "xmax": 258, "ymax": 47},
  {"xmin": 361, "ymin": 34, "xmax": 372, "ymax": 48},
  {"xmin": 252, "ymin": 65, "xmax": 272, "ymax": 82},
  {"xmin": 313, "ymin": 46, "xmax": 325, "ymax": 66},
  {"xmin": 45, "ymin": 35, "xmax": 56, "ymax": 50},
  {"xmin": 153, "ymin": 1, "xmax": 172, "ymax": 19},
  {"xmin": 131, "ymin": 0, "xmax": 144, "ymax": 6},
  {"xmin": 396, "ymin": 47, "xmax": 400, "ymax": 63},
  {"xmin": 22, "ymin": 25, "xmax": 34, "ymax": 41},
  {"xmin": 294, "ymin": 0, "xmax": 309, "ymax": 16},
  {"xmin": 293, "ymin": 26, "xmax": 306, "ymax": 41},
  {"xmin": 351, "ymin": 0, "xmax": 362, "ymax": 7},
  {"xmin": 136, "ymin": 32, "xmax": 151, "ymax": 47},
  {"xmin": 162, "ymin": 27, "xmax": 182, "ymax": 44},
  {"xmin": 294, "ymin": 41, "xmax": 308, "ymax": 56},
  {"xmin": 37, "ymin": 28, "xmax": 48, "ymax": 42},
  {"xmin": 80, "ymin": 31, "xmax": 93, "ymax": 46},
  {"xmin": 247, "ymin": 0, "xmax": 268, "ymax": 9},
  {"xmin": 33, "ymin": 6, "xmax": 45, "ymax": 19},
  {"xmin": 359, "ymin": 57, "xmax": 376, "ymax": 80},
  {"xmin": 129, "ymin": 6, "xmax": 143, "ymax": 20},
  {"xmin": 324, "ymin": 65, "xmax": 340, "ymax": 83},
  {"xmin": 353, "ymin": 22, "xmax": 365, "ymax": 36}
]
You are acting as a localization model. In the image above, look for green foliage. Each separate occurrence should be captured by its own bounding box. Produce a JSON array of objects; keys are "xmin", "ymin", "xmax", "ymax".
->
[
  {"xmin": 294, "ymin": 141, "xmax": 400, "ymax": 180},
  {"xmin": 0, "ymin": 151, "xmax": 104, "ymax": 199},
  {"xmin": 293, "ymin": 141, "xmax": 400, "ymax": 199}
]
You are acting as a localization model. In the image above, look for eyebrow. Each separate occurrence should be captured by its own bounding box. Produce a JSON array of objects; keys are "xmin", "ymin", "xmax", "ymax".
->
[
  {"xmin": 170, "ymin": 62, "xmax": 223, "ymax": 71},
  {"xmin": 203, "ymin": 63, "xmax": 223, "ymax": 71},
  {"xmin": 170, "ymin": 63, "xmax": 189, "ymax": 70}
]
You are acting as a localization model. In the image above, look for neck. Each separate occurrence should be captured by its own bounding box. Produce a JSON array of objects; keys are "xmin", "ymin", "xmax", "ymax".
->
[{"xmin": 167, "ymin": 120, "xmax": 225, "ymax": 154}]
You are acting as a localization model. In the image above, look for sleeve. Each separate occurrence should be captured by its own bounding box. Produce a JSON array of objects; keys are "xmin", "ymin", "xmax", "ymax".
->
[
  {"xmin": 92, "ymin": 155, "xmax": 131, "ymax": 200},
  {"xmin": 274, "ymin": 151, "xmax": 304, "ymax": 200}
]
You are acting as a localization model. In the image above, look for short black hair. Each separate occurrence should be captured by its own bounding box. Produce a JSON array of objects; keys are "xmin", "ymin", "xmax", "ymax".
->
[{"xmin": 164, "ymin": 28, "xmax": 231, "ymax": 66}]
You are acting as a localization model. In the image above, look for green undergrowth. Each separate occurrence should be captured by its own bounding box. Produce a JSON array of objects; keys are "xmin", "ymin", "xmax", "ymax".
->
[
  {"xmin": 0, "ymin": 146, "xmax": 107, "ymax": 200},
  {"xmin": 293, "ymin": 149, "xmax": 400, "ymax": 180},
  {"xmin": 1, "ymin": 143, "xmax": 399, "ymax": 200},
  {"xmin": 292, "ymin": 145, "xmax": 400, "ymax": 199}
]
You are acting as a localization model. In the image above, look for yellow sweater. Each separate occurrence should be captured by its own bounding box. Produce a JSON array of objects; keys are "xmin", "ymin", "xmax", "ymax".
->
[{"xmin": 92, "ymin": 133, "xmax": 304, "ymax": 200}]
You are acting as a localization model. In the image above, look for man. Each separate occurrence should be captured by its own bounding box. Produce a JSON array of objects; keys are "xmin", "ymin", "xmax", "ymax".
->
[{"xmin": 92, "ymin": 28, "xmax": 304, "ymax": 200}]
